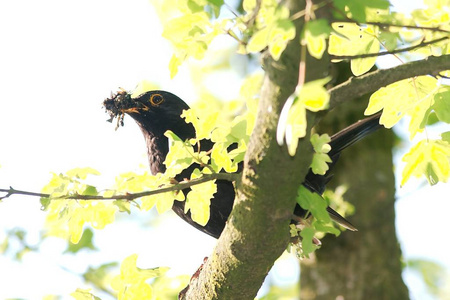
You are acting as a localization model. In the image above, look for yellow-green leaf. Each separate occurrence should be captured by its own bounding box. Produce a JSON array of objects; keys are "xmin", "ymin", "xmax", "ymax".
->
[
  {"xmin": 300, "ymin": 78, "xmax": 331, "ymax": 112},
  {"xmin": 268, "ymin": 19, "xmax": 296, "ymax": 61},
  {"xmin": 164, "ymin": 131, "xmax": 195, "ymax": 177},
  {"xmin": 211, "ymin": 144, "xmax": 238, "ymax": 173},
  {"xmin": 111, "ymin": 254, "xmax": 168, "ymax": 300},
  {"xmin": 329, "ymin": 23, "xmax": 380, "ymax": 76},
  {"xmin": 303, "ymin": 19, "xmax": 331, "ymax": 59},
  {"xmin": 184, "ymin": 169, "xmax": 216, "ymax": 226},
  {"xmin": 182, "ymin": 109, "xmax": 218, "ymax": 140},
  {"xmin": 71, "ymin": 288, "xmax": 100, "ymax": 300},
  {"xmin": 310, "ymin": 133, "xmax": 332, "ymax": 175},
  {"xmin": 365, "ymin": 76, "xmax": 439, "ymax": 138},
  {"xmin": 246, "ymin": 27, "xmax": 270, "ymax": 53},
  {"xmin": 287, "ymin": 106, "xmax": 307, "ymax": 155},
  {"xmin": 401, "ymin": 139, "xmax": 450, "ymax": 186},
  {"xmin": 433, "ymin": 88, "xmax": 450, "ymax": 123},
  {"xmin": 155, "ymin": 192, "xmax": 176, "ymax": 214},
  {"xmin": 243, "ymin": 0, "xmax": 256, "ymax": 12}
]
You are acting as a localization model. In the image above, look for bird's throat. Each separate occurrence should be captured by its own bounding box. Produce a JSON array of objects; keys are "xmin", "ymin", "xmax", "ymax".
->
[{"xmin": 140, "ymin": 126, "xmax": 168, "ymax": 175}]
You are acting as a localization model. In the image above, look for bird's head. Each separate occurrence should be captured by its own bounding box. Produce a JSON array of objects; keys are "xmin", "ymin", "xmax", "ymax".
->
[
  {"xmin": 104, "ymin": 89, "xmax": 196, "ymax": 174},
  {"xmin": 103, "ymin": 89, "xmax": 195, "ymax": 140}
]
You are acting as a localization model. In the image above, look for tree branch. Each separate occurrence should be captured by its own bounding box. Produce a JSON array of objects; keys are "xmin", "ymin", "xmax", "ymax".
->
[
  {"xmin": 327, "ymin": 54, "xmax": 450, "ymax": 111},
  {"xmin": 329, "ymin": 36, "xmax": 449, "ymax": 60},
  {"xmin": 0, "ymin": 173, "xmax": 238, "ymax": 201},
  {"xmin": 332, "ymin": 20, "xmax": 450, "ymax": 34}
]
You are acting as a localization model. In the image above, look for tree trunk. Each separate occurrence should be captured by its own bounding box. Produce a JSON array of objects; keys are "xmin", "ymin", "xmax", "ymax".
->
[{"xmin": 300, "ymin": 98, "xmax": 410, "ymax": 299}]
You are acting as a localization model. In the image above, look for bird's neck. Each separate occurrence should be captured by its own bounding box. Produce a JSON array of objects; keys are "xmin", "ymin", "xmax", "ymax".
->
[
  {"xmin": 136, "ymin": 115, "xmax": 196, "ymax": 175},
  {"xmin": 139, "ymin": 126, "xmax": 168, "ymax": 175}
]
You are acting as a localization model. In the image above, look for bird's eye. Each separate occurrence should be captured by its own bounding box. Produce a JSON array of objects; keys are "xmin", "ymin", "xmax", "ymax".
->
[{"xmin": 150, "ymin": 93, "xmax": 164, "ymax": 106}]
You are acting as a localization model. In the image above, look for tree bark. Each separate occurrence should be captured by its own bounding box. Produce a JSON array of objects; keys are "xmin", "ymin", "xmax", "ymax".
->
[
  {"xmin": 300, "ymin": 95, "xmax": 410, "ymax": 299},
  {"xmin": 182, "ymin": 1, "xmax": 320, "ymax": 298}
]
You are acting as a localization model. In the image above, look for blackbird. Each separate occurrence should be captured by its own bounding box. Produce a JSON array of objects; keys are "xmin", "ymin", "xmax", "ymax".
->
[{"xmin": 104, "ymin": 90, "xmax": 382, "ymax": 238}]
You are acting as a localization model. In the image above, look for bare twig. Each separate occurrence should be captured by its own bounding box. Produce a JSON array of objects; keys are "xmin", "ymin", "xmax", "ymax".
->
[
  {"xmin": 290, "ymin": 0, "xmax": 332, "ymax": 21},
  {"xmin": 245, "ymin": 0, "xmax": 262, "ymax": 28},
  {"xmin": 333, "ymin": 19, "xmax": 450, "ymax": 34},
  {"xmin": 0, "ymin": 172, "xmax": 239, "ymax": 201},
  {"xmin": 329, "ymin": 36, "xmax": 449, "ymax": 60}
]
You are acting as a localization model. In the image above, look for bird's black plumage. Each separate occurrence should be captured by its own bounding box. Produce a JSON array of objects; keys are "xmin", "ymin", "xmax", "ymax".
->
[{"xmin": 104, "ymin": 90, "xmax": 382, "ymax": 238}]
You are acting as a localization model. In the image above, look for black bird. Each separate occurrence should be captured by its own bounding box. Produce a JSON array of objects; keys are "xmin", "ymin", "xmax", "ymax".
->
[{"xmin": 104, "ymin": 90, "xmax": 382, "ymax": 238}]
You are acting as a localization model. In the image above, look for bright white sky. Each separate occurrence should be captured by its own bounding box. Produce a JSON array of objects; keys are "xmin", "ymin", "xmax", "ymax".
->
[{"xmin": 0, "ymin": 0, "xmax": 448, "ymax": 299}]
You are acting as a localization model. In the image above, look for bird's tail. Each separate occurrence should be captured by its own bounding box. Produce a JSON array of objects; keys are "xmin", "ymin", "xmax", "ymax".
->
[
  {"xmin": 302, "ymin": 113, "xmax": 383, "ymax": 231},
  {"xmin": 328, "ymin": 112, "xmax": 383, "ymax": 157}
]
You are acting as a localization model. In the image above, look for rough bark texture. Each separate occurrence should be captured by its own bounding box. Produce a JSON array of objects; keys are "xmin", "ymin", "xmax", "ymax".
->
[
  {"xmin": 300, "ymin": 96, "xmax": 410, "ymax": 300},
  {"xmin": 182, "ymin": 1, "xmax": 322, "ymax": 299}
]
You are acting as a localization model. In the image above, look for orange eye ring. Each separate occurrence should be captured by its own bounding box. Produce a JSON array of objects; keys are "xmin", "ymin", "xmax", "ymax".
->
[{"xmin": 150, "ymin": 93, "xmax": 164, "ymax": 106}]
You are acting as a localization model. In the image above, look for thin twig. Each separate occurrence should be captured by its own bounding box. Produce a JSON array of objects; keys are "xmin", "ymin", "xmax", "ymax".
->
[
  {"xmin": 245, "ymin": 0, "xmax": 262, "ymax": 28},
  {"xmin": 0, "ymin": 172, "xmax": 239, "ymax": 201},
  {"xmin": 333, "ymin": 19, "xmax": 450, "ymax": 34},
  {"xmin": 329, "ymin": 36, "xmax": 449, "ymax": 60},
  {"xmin": 290, "ymin": 0, "xmax": 332, "ymax": 21}
]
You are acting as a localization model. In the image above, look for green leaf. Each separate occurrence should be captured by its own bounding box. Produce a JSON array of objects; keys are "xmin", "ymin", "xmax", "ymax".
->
[
  {"xmin": 314, "ymin": 222, "xmax": 341, "ymax": 236},
  {"xmin": 71, "ymin": 288, "xmax": 101, "ymax": 300},
  {"xmin": 311, "ymin": 133, "xmax": 331, "ymax": 153},
  {"xmin": 442, "ymin": 131, "xmax": 450, "ymax": 143},
  {"xmin": 299, "ymin": 227, "xmax": 317, "ymax": 257},
  {"xmin": 65, "ymin": 228, "xmax": 97, "ymax": 253},
  {"xmin": 425, "ymin": 112, "xmax": 440, "ymax": 126},
  {"xmin": 40, "ymin": 197, "xmax": 51, "ymax": 210},
  {"xmin": 296, "ymin": 186, "xmax": 331, "ymax": 223},
  {"xmin": 406, "ymin": 258, "xmax": 446, "ymax": 296},
  {"xmin": 310, "ymin": 134, "xmax": 332, "ymax": 175},
  {"xmin": 230, "ymin": 118, "xmax": 248, "ymax": 140},
  {"xmin": 333, "ymin": 0, "xmax": 390, "ymax": 22},
  {"xmin": 82, "ymin": 185, "xmax": 98, "ymax": 196},
  {"xmin": 311, "ymin": 153, "xmax": 332, "ymax": 175},
  {"xmin": 433, "ymin": 88, "xmax": 450, "ymax": 123},
  {"xmin": 303, "ymin": 19, "xmax": 331, "ymax": 59},
  {"xmin": 113, "ymin": 200, "xmax": 131, "ymax": 214},
  {"xmin": 83, "ymin": 262, "xmax": 118, "ymax": 295}
]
